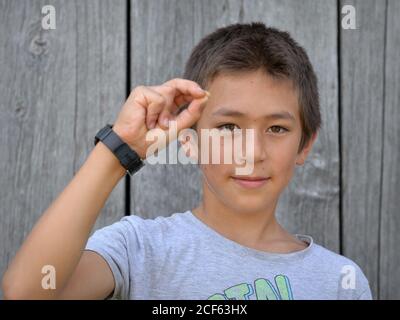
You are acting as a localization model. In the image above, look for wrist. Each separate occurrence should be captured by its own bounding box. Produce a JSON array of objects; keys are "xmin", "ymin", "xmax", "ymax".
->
[
  {"xmin": 89, "ymin": 142, "xmax": 127, "ymax": 181},
  {"xmin": 112, "ymin": 125, "xmax": 146, "ymax": 160},
  {"xmin": 94, "ymin": 124, "xmax": 145, "ymax": 175}
]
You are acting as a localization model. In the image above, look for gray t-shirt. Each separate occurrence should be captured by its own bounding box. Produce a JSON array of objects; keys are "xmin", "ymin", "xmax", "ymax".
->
[{"xmin": 85, "ymin": 210, "xmax": 372, "ymax": 300}]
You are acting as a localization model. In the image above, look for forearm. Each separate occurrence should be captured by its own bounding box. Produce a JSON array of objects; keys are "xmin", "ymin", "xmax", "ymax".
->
[{"xmin": 2, "ymin": 142, "xmax": 126, "ymax": 299}]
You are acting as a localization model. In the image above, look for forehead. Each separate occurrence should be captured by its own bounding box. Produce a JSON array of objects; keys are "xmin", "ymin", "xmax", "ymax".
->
[{"xmin": 205, "ymin": 69, "xmax": 300, "ymax": 122}]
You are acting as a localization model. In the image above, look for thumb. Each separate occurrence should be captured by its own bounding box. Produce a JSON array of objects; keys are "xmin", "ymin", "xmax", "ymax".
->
[{"xmin": 175, "ymin": 92, "xmax": 210, "ymax": 132}]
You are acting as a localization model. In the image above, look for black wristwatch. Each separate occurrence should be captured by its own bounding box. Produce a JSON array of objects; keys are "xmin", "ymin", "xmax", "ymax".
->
[{"xmin": 94, "ymin": 124, "xmax": 144, "ymax": 176}]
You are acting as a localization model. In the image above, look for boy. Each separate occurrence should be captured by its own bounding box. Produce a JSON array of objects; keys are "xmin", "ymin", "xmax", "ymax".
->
[{"xmin": 2, "ymin": 22, "xmax": 372, "ymax": 300}]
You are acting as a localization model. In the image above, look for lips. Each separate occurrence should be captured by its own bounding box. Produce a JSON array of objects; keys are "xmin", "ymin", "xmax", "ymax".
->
[{"xmin": 231, "ymin": 176, "xmax": 270, "ymax": 189}]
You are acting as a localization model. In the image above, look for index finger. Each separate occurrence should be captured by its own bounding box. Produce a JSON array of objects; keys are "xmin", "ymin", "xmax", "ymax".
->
[
  {"xmin": 174, "ymin": 92, "xmax": 210, "ymax": 132},
  {"xmin": 162, "ymin": 78, "xmax": 207, "ymax": 100}
]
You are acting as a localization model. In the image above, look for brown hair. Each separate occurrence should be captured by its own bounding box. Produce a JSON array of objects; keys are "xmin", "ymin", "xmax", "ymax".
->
[{"xmin": 180, "ymin": 22, "xmax": 321, "ymax": 153}]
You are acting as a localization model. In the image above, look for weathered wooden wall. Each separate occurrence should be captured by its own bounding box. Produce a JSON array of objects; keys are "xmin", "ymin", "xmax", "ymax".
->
[
  {"xmin": 0, "ymin": 0, "xmax": 127, "ymax": 299},
  {"xmin": 0, "ymin": 0, "xmax": 398, "ymax": 299},
  {"xmin": 339, "ymin": 0, "xmax": 400, "ymax": 300}
]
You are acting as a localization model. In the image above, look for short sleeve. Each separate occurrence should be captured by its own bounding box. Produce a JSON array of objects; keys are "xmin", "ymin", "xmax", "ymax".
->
[
  {"xmin": 358, "ymin": 287, "xmax": 373, "ymax": 300},
  {"xmin": 85, "ymin": 217, "xmax": 132, "ymax": 300},
  {"xmin": 355, "ymin": 266, "xmax": 373, "ymax": 300}
]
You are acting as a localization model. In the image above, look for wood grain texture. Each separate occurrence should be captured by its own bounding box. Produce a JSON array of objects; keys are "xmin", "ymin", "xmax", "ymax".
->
[
  {"xmin": 0, "ymin": 0, "xmax": 126, "ymax": 297},
  {"xmin": 340, "ymin": 0, "xmax": 387, "ymax": 299},
  {"xmin": 379, "ymin": 0, "xmax": 400, "ymax": 300},
  {"xmin": 130, "ymin": 0, "xmax": 204, "ymax": 218}
]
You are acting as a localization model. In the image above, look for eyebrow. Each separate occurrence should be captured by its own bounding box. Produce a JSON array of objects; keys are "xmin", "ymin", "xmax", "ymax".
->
[{"xmin": 211, "ymin": 107, "xmax": 296, "ymax": 122}]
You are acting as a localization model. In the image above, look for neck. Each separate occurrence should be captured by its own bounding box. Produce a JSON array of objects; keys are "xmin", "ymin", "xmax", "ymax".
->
[{"xmin": 192, "ymin": 178, "xmax": 292, "ymax": 251}]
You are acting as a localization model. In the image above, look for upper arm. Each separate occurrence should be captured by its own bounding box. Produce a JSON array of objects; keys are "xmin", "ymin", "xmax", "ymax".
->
[{"xmin": 57, "ymin": 250, "xmax": 115, "ymax": 300}]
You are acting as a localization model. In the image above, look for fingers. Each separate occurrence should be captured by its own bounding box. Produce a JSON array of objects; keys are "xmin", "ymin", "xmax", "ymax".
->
[
  {"xmin": 157, "ymin": 94, "xmax": 194, "ymax": 128},
  {"xmin": 133, "ymin": 79, "xmax": 208, "ymax": 131},
  {"xmin": 163, "ymin": 78, "xmax": 207, "ymax": 99},
  {"xmin": 151, "ymin": 79, "xmax": 208, "ymax": 129},
  {"xmin": 132, "ymin": 86, "xmax": 168, "ymax": 129},
  {"xmin": 147, "ymin": 85, "xmax": 178, "ymax": 128},
  {"xmin": 175, "ymin": 92, "xmax": 210, "ymax": 132},
  {"xmin": 174, "ymin": 94, "xmax": 195, "ymax": 109}
]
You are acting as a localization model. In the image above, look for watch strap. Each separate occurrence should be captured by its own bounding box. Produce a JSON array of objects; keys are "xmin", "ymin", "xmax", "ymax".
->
[{"xmin": 94, "ymin": 124, "xmax": 144, "ymax": 176}]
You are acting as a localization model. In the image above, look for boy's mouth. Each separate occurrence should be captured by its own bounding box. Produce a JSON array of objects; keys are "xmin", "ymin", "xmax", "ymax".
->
[{"xmin": 231, "ymin": 175, "xmax": 270, "ymax": 189}]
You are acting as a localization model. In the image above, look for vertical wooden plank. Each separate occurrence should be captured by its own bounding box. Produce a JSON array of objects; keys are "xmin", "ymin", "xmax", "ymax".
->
[
  {"xmin": 0, "ymin": 0, "xmax": 126, "ymax": 297},
  {"xmin": 130, "ymin": 0, "xmax": 204, "ymax": 217},
  {"xmin": 130, "ymin": 0, "xmax": 340, "ymax": 258},
  {"xmin": 340, "ymin": 0, "xmax": 386, "ymax": 299},
  {"xmin": 73, "ymin": 0, "xmax": 127, "ymax": 232},
  {"xmin": 379, "ymin": 0, "xmax": 400, "ymax": 300}
]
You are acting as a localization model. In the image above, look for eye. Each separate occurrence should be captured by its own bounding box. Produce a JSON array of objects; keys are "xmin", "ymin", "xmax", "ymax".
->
[
  {"xmin": 267, "ymin": 125, "xmax": 288, "ymax": 134},
  {"xmin": 217, "ymin": 123, "xmax": 240, "ymax": 131}
]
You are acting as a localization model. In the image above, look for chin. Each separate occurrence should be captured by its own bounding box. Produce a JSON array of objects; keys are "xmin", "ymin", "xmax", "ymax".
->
[{"xmin": 225, "ymin": 195, "xmax": 271, "ymax": 214}]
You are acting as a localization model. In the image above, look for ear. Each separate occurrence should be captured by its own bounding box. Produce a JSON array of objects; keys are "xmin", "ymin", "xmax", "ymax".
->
[{"xmin": 295, "ymin": 132, "xmax": 318, "ymax": 166}]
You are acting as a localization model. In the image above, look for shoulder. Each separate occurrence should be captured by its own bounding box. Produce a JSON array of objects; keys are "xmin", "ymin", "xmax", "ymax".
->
[
  {"xmin": 87, "ymin": 211, "xmax": 192, "ymax": 249},
  {"xmin": 114, "ymin": 211, "xmax": 193, "ymax": 244},
  {"xmin": 87, "ymin": 210, "xmax": 195, "ymax": 263},
  {"xmin": 308, "ymin": 242, "xmax": 372, "ymax": 299},
  {"xmin": 311, "ymin": 243, "xmax": 359, "ymax": 269},
  {"xmin": 120, "ymin": 210, "xmax": 191, "ymax": 232}
]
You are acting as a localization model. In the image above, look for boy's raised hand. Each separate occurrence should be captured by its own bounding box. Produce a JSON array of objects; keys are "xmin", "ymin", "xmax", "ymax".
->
[{"xmin": 112, "ymin": 78, "xmax": 209, "ymax": 159}]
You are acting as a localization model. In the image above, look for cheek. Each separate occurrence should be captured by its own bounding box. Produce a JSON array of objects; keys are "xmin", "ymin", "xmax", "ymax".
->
[
  {"xmin": 269, "ymin": 139, "xmax": 299, "ymax": 180},
  {"xmin": 197, "ymin": 132, "xmax": 235, "ymax": 165},
  {"xmin": 200, "ymin": 163, "xmax": 233, "ymax": 181},
  {"xmin": 200, "ymin": 163, "xmax": 239, "ymax": 207}
]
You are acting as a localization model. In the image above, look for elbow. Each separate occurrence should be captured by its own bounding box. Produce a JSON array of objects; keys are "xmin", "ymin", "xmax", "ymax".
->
[
  {"xmin": 2, "ymin": 272, "xmax": 19, "ymax": 300},
  {"xmin": 3, "ymin": 289, "xmax": 22, "ymax": 300},
  {"xmin": 2, "ymin": 272, "xmax": 60, "ymax": 300},
  {"xmin": 2, "ymin": 271, "xmax": 33, "ymax": 300}
]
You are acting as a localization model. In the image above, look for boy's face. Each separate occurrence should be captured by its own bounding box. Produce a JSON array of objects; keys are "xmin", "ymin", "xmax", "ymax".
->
[{"xmin": 194, "ymin": 69, "xmax": 317, "ymax": 213}]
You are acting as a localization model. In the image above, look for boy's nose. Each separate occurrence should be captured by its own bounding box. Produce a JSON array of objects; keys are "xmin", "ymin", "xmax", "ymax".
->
[{"xmin": 240, "ymin": 129, "xmax": 267, "ymax": 164}]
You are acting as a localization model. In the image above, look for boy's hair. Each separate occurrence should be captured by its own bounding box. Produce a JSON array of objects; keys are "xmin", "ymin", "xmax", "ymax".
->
[{"xmin": 180, "ymin": 22, "xmax": 321, "ymax": 153}]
